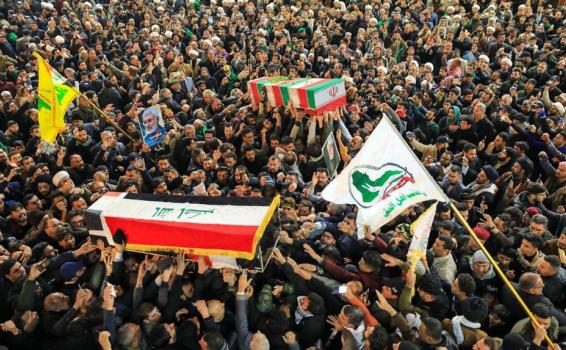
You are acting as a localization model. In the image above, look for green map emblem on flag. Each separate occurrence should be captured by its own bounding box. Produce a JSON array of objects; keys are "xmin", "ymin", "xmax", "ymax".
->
[
  {"xmin": 322, "ymin": 116, "xmax": 448, "ymax": 234},
  {"xmin": 349, "ymin": 163, "xmax": 416, "ymax": 208}
]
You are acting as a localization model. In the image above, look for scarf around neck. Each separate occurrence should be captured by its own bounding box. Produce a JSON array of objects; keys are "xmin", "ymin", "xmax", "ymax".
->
[
  {"xmin": 294, "ymin": 296, "xmax": 314, "ymax": 324},
  {"xmin": 451, "ymin": 315, "xmax": 481, "ymax": 344}
]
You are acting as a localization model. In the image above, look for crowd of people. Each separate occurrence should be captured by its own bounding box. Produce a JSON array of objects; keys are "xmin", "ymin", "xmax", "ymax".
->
[{"xmin": 0, "ymin": 0, "xmax": 566, "ymax": 349}]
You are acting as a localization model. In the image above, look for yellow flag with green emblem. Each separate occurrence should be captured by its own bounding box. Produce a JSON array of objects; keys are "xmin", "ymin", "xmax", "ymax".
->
[{"xmin": 34, "ymin": 52, "xmax": 79, "ymax": 143}]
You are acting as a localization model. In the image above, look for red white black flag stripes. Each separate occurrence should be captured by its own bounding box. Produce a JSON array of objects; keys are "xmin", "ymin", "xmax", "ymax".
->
[{"xmin": 86, "ymin": 192, "xmax": 280, "ymax": 261}]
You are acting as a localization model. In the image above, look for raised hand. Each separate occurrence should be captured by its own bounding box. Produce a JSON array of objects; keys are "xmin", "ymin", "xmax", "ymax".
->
[
  {"xmin": 102, "ymin": 283, "xmax": 116, "ymax": 310},
  {"xmin": 376, "ymin": 290, "xmax": 397, "ymax": 316},
  {"xmin": 194, "ymin": 300, "xmax": 210, "ymax": 318},
  {"xmin": 28, "ymin": 260, "xmax": 47, "ymax": 281},
  {"xmin": 237, "ymin": 269, "xmax": 249, "ymax": 294},
  {"xmin": 175, "ymin": 253, "xmax": 187, "ymax": 276},
  {"xmin": 271, "ymin": 248, "xmax": 286, "ymax": 265},
  {"xmin": 282, "ymin": 331, "xmax": 297, "ymax": 345},
  {"xmin": 303, "ymin": 244, "xmax": 321, "ymax": 263}
]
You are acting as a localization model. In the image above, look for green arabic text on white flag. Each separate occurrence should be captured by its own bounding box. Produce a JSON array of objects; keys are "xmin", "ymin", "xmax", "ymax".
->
[{"xmin": 321, "ymin": 116, "xmax": 447, "ymax": 236}]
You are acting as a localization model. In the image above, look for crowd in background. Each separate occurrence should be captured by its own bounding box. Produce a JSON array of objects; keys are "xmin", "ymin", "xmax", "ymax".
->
[{"xmin": 0, "ymin": 0, "xmax": 566, "ymax": 349}]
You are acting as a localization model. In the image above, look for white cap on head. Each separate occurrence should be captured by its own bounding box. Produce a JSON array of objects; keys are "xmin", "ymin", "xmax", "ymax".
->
[
  {"xmin": 553, "ymin": 102, "xmax": 565, "ymax": 115},
  {"xmin": 501, "ymin": 57, "xmax": 512, "ymax": 67},
  {"xmin": 479, "ymin": 55, "xmax": 490, "ymax": 63},
  {"xmin": 53, "ymin": 171, "xmax": 70, "ymax": 187}
]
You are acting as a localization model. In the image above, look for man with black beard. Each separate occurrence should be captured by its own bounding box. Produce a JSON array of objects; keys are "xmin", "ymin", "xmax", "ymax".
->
[
  {"xmin": 428, "ymin": 150, "xmax": 454, "ymax": 182},
  {"xmin": 6, "ymin": 203, "xmax": 30, "ymax": 240},
  {"xmin": 66, "ymin": 154, "xmax": 95, "ymax": 186},
  {"xmin": 494, "ymin": 157, "xmax": 533, "ymax": 214},
  {"xmin": 492, "ymin": 147, "xmax": 517, "ymax": 175},
  {"xmin": 441, "ymin": 165, "xmax": 466, "ymax": 201},
  {"xmin": 66, "ymin": 126, "xmax": 95, "ymax": 164}
]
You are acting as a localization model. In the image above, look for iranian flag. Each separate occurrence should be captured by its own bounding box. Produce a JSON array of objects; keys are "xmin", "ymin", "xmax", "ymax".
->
[
  {"xmin": 287, "ymin": 78, "xmax": 346, "ymax": 114},
  {"xmin": 263, "ymin": 77, "xmax": 310, "ymax": 107},
  {"xmin": 322, "ymin": 117, "xmax": 447, "ymax": 236},
  {"xmin": 248, "ymin": 76, "xmax": 286, "ymax": 105},
  {"xmin": 249, "ymin": 77, "xmax": 346, "ymax": 114},
  {"xmin": 86, "ymin": 193, "xmax": 280, "ymax": 267}
]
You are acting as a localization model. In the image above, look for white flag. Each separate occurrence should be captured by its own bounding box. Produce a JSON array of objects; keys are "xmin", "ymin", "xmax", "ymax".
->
[
  {"xmin": 409, "ymin": 202, "xmax": 438, "ymax": 256},
  {"xmin": 321, "ymin": 116, "xmax": 447, "ymax": 235}
]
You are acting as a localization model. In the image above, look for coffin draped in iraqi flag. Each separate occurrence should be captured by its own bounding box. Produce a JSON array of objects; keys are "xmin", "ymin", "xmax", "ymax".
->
[
  {"xmin": 248, "ymin": 77, "xmax": 346, "ymax": 114},
  {"xmin": 86, "ymin": 192, "xmax": 280, "ymax": 266}
]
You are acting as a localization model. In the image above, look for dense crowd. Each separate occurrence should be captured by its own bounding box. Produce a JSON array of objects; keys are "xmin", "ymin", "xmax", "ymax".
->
[{"xmin": 0, "ymin": 0, "xmax": 566, "ymax": 349}]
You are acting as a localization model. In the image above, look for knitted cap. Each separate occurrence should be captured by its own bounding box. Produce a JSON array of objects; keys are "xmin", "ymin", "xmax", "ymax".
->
[
  {"xmin": 473, "ymin": 226, "xmax": 490, "ymax": 241},
  {"xmin": 59, "ymin": 261, "xmax": 84, "ymax": 281}
]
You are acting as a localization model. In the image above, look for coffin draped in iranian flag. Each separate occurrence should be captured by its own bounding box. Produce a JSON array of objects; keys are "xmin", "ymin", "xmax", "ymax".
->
[
  {"xmin": 86, "ymin": 192, "xmax": 280, "ymax": 264},
  {"xmin": 248, "ymin": 77, "xmax": 346, "ymax": 114}
]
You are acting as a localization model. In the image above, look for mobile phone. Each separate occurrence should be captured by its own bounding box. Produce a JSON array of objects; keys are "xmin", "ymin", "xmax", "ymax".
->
[
  {"xmin": 37, "ymin": 259, "xmax": 50, "ymax": 273},
  {"xmin": 472, "ymin": 207, "xmax": 486, "ymax": 217},
  {"xmin": 135, "ymin": 157, "xmax": 144, "ymax": 168},
  {"xmin": 332, "ymin": 284, "xmax": 348, "ymax": 295}
]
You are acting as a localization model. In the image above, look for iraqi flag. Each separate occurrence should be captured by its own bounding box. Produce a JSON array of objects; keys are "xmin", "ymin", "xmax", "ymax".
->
[{"xmin": 86, "ymin": 193, "xmax": 280, "ymax": 265}]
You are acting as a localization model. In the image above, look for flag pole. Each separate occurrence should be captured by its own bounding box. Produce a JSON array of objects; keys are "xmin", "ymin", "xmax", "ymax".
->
[
  {"xmin": 449, "ymin": 202, "xmax": 556, "ymax": 348},
  {"xmin": 79, "ymin": 93, "xmax": 136, "ymax": 143},
  {"xmin": 381, "ymin": 115, "xmax": 554, "ymax": 346},
  {"xmin": 33, "ymin": 52, "xmax": 136, "ymax": 144}
]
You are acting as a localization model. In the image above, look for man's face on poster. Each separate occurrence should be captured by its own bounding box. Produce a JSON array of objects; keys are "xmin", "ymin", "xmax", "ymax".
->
[
  {"xmin": 143, "ymin": 112, "xmax": 158, "ymax": 133},
  {"xmin": 326, "ymin": 141, "xmax": 334, "ymax": 159}
]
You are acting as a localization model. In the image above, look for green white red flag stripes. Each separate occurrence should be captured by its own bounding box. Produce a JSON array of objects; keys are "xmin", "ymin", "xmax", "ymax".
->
[
  {"xmin": 247, "ymin": 76, "xmax": 287, "ymax": 105},
  {"xmin": 248, "ymin": 77, "xmax": 346, "ymax": 114},
  {"xmin": 86, "ymin": 192, "xmax": 280, "ymax": 261}
]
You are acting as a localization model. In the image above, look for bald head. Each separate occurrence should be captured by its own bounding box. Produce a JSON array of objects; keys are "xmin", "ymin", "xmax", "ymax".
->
[
  {"xmin": 519, "ymin": 272, "xmax": 542, "ymax": 294},
  {"xmin": 250, "ymin": 331, "xmax": 270, "ymax": 350}
]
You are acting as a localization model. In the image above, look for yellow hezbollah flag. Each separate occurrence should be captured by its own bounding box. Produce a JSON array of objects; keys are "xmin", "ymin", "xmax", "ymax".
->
[{"xmin": 34, "ymin": 52, "xmax": 79, "ymax": 143}]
